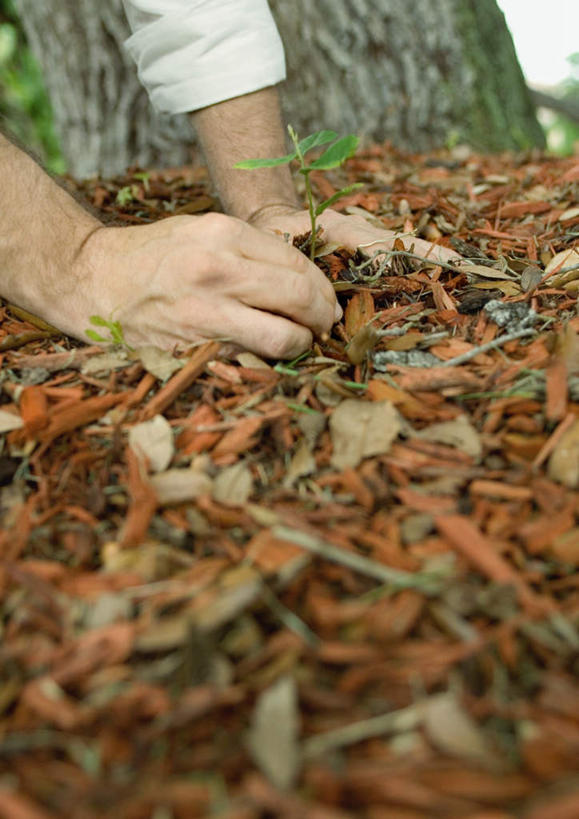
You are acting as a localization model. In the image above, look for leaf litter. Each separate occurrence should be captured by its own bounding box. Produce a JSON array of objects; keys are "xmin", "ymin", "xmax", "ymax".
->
[{"xmin": 0, "ymin": 147, "xmax": 578, "ymax": 818}]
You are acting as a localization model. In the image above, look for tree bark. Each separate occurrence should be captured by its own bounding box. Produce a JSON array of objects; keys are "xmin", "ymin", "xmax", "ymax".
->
[
  {"xmin": 13, "ymin": 0, "xmax": 193, "ymax": 177},
  {"xmin": 14, "ymin": 0, "xmax": 545, "ymax": 178},
  {"xmin": 271, "ymin": 0, "xmax": 545, "ymax": 153}
]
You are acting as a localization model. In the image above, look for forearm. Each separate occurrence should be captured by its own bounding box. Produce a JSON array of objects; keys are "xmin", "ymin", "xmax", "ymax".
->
[
  {"xmin": 190, "ymin": 86, "xmax": 300, "ymax": 224},
  {"xmin": 0, "ymin": 132, "xmax": 100, "ymax": 331}
]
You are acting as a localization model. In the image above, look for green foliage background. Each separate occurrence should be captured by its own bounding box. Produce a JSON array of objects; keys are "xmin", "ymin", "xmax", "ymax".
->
[
  {"xmin": 0, "ymin": 0, "xmax": 64, "ymax": 171},
  {"xmin": 545, "ymin": 53, "xmax": 579, "ymax": 155}
]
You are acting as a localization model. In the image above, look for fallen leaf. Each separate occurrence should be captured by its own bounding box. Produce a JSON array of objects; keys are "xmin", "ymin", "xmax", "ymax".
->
[
  {"xmin": 81, "ymin": 351, "xmax": 130, "ymax": 376},
  {"xmin": 0, "ymin": 408, "xmax": 24, "ymax": 433},
  {"xmin": 330, "ymin": 399, "xmax": 401, "ymax": 469},
  {"xmin": 283, "ymin": 439, "xmax": 316, "ymax": 487},
  {"xmin": 236, "ymin": 352, "xmax": 272, "ymax": 370},
  {"xmin": 247, "ymin": 675, "xmax": 301, "ymax": 790},
  {"xmin": 558, "ymin": 205, "xmax": 579, "ymax": 222},
  {"xmin": 546, "ymin": 248, "xmax": 579, "ymax": 285},
  {"xmin": 128, "ymin": 414, "xmax": 174, "ymax": 472},
  {"xmin": 415, "ymin": 415, "xmax": 482, "ymax": 461},
  {"xmin": 150, "ymin": 468, "xmax": 213, "ymax": 505},
  {"xmin": 212, "ymin": 461, "xmax": 254, "ymax": 506},
  {"xmin": 423, "ymin": 692, "xmax": 497, "ymax": 768},
  {"xmin": 101, "ymin": 540, "xmax": 195, "ymax": 581},
  {"xmin": 548, "ymin": 418, "xmax": 579, "ymax": 488},
  {"xmin": 136, "ymin": 345, "xmax": 183, "ymax": 381}
]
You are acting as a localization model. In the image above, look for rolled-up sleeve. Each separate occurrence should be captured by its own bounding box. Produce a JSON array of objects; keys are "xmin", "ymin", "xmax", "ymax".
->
[{"xmin": 121, "ymin": 0, "xmax": 286, "ymax": 114}]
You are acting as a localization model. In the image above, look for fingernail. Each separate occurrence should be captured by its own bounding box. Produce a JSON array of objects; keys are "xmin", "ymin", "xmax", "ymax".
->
[{"xmin": 334, "ymin": 303, "xmax": 343, "ymax": 322}]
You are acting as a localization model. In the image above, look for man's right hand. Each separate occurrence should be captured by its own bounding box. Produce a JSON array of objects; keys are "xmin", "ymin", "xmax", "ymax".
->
[{"xmin": 78, "ymin": 213, "xmax": 340, "ymax": 358}]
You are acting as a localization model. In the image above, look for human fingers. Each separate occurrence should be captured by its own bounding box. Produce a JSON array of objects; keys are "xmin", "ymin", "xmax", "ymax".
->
[
  {"xmin": 193, "ymin": 298, "xmax": 314, "ymax": 359},
  {"xmin": 316, "ymin": 209, "xmax": 461, "ymax": 264},
  {"xmin": 223, "ymin": 257, "xmax": 339, "ymax": 336},
  {"xmin": 234, "ymin": 219, "xmax": 338, "ymax": 309}
]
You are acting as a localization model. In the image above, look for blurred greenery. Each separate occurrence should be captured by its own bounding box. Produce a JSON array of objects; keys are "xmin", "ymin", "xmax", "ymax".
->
[
  {"xmin": 0, "ymin": 0, "xmax": 65, "ymax": 172},
  {"xmin": 543, "ymin": 53, "xmax": 579, "ymax": 155}
]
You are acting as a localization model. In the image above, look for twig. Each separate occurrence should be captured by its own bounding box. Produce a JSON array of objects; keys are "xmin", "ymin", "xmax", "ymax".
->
[
  {"xmin": 532, "ymin": 411, "xmax": 577, "ymax": 470},
  {"xmin": 272, "ymin": 525, "xmax": 446, "ymax": 593},
  {"xmin": 440, "ymin": 328, "xmax": 536, "ymax": 367},
  {"xmin": 0, "ymin": 331, "xmax": 56, "ymax": 352},
  {"xmin": 302, "ymin": 694, "xmax": 448, "ymax": 759},
  {"xmin": 356, "ymin": 242, "xmax": 469, "ymax": 276}
]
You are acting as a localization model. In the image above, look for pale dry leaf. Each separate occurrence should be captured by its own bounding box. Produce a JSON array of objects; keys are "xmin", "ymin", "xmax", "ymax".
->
[
  {"xmin": 136, "ymin": 345, "xmax": 182, "ymax": 381},
  {"xmin": 423, "ymin": 692, "xmax": 496, "ymax": 768},
  {"xmin": 330, "ymin": 399, "xmax": 401, "ymax": 469},
  {"xmin": 520, "ymin": 265, "xmax": 543, "ymax": 293},
  {"xmin": 297, "ymin": 411, "xmax": 326, "ymax": 448},
  {"xmin": 548, "ymin": 418, "xmax": 579, "ymax": 489},
  {"xmin": 247, "ymin": 675, "xmax": 300, "ymax": 790},
  {"xmin": 212, "ymin": 461, "xmax": 254, "ymax": 506},
  {"xmin": 458, "ymin": 262, "xmax": 516, "ymax": 281},
  {"xmin": 471, "ymin": 280, "xmax": 520, "ymax": 297},
  {"xmin": 193, "ymin": 566, "xmax": 262, "ymax": 632},
  {"xmin": 150, "ymin": 469, "xmax": 213, "ymax": 505},
  {"xmin": 558, "ymin": 206, "xmax": 579, "ymax": 222},
  {"xmin": 0, "ymin": 409, "xmax": 23, "ymax": 434},
  {"xmin": 283, "ymin": 439, "xmax": 316, "ymax": 488},
  {"xmin": 561, "ymin": 323, "xmax": 579, "ymax": 376},
  {"xmin": 415, "ymin": 414, "xmax": 482, "ymax": 461},
  {"xmin": 546, "ymin": 248, "xmax": 579, "ymax": 285},
  {"xmin": 135, "ymin": 614, "xmax": 190, "ymax": 652},
  {"xmin": 235, "ymin": 352, "xmax": 272, "ymax": 370},
  {"xmin": 81, "ymin": 351, "xmax": 130, "ymax": 377},
  {"xmin": 101, "ymin": 539, "xmax": 195, "ymax": 581},
  {"xmin": 128, "ymin": 414, "xmax": 174, "ymax": 473}
]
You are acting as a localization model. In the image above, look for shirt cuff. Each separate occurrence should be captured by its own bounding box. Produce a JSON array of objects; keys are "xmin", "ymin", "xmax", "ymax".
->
[{"xmin": 122, "ymin": 0, "xmax": 287, "ymax": 114}]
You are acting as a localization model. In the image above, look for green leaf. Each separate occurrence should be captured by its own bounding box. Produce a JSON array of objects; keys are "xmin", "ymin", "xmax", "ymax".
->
[
  {"xmin": 298, "ymin": 130, "xmax": 338, "ymax": 156},
  {"xmin": 315, "ymin": 183, "xmax": 364, "ymax": 216},
  {"xmin": 308, "ymin": 135, "xmax": 359, "ymax": 170},
  {"xmin": 234, "ymin": 153, "xmax": 296, "ymax": 170},
  {"xmin": 85, "ymin": 329, "xmax": 108, "ymax": 342},
  {"xmin": 89, "ymin": 315, "xmax": 111, "ymax": 328},
  {"xmin": 116, "ymin": 186, "xmax": 134, "ymax": 205}
]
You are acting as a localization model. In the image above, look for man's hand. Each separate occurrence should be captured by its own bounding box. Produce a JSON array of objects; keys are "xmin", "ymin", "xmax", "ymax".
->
[
  {"xmin": 250, "ymin": 206, "xmax": 461, "ymax": 265},
  {"xmin": 79, "ymin": 213, "xmax": 340, "ymax": 358}
]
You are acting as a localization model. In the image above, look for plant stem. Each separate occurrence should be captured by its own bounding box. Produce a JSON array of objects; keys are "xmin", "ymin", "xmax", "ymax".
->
[{"xmin": 288, "ymin": 125, "xmax": 317, "ymax": 261}]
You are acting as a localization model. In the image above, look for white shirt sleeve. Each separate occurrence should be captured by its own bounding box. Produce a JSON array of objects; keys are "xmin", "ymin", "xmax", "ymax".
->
[{"xmin": 121, "ymin": 0, "xmax": 286, "ymax": 115}]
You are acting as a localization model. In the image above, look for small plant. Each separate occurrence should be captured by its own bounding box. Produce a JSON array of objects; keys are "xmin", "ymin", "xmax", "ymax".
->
[
  {"xmin": 115, "ymin": 186, "xmax": 134, "ymax": 206},
  {"xmin": 235, "ymin": 125, "xmax": 362, "ymax": 260},
  {"xmin": 85, "ymin": 314, "xmax": 128, "ymax": 346}
]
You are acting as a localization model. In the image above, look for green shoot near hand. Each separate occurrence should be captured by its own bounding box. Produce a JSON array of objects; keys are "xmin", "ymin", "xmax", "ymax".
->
[
  {"xmin": 235, "ymin": 126, "xmax": 362, "ymax": 260},
  {"xmin": 85, "ymin": 314, "xmax": 128, "ymax": 346}
]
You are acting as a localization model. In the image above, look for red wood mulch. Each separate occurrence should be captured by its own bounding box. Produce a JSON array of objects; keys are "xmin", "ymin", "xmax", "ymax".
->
[{"xmin": 0, "ymin": 145, "xmax": 578, "ymax": 819}]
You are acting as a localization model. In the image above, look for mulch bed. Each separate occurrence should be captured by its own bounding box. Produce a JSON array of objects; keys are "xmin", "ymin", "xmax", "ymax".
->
[{"xmin": 0, "ymin": 144, "xmax": 578, "ymax": 819}]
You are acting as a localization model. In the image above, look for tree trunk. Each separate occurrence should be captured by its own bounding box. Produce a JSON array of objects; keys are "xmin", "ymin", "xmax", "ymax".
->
[
  {"xmin": 271, "ymin": 0, "xmax": 545, "ymax": 153},
  {"xmin": 14, "ymin": 0, "xmax": 544, "ymax": 178},
  {"xmin": 13, "ymin": 0, "xmax": 193, "ymax": 177}
]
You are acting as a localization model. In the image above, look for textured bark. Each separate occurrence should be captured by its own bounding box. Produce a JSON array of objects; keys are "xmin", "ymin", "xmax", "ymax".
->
[
  {"xmin": 271, "ymin": 0, "xmax": 545, "ymax": 153},
  {"xmin": 14, "ymin": 0, "xmax": 544, "ymax": 178},
  {"xmin": 13, "ymin": 0, "xmax": 193, "ymax": 177}
]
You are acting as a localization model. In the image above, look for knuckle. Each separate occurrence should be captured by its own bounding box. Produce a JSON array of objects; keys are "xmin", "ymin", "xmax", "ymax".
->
[
  {"xmin": 291, "ymin": 275, "xmax": 314, "ymax": 310},
  {"xmin": 199, "ymin": 211, "xmax": 237, "ymax": 239}
]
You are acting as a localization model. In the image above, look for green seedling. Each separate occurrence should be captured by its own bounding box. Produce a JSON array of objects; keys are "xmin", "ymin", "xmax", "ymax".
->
[
  {"xmin": 85, "ymin": 314, "xmax": 128, "ymax": 346},
  {"xmin": 115, "ymin": 185, "xmax": 134, "ymax": 206},
  {"xmin": 235, "ymin": 125, "xmax": 362, "ymax": 260}
]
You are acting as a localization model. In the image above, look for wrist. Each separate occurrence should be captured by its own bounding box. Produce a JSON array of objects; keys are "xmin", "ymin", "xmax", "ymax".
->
[{"xmin": 246, "ymin": 201, "xmax": 302, "ymax": 228}]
